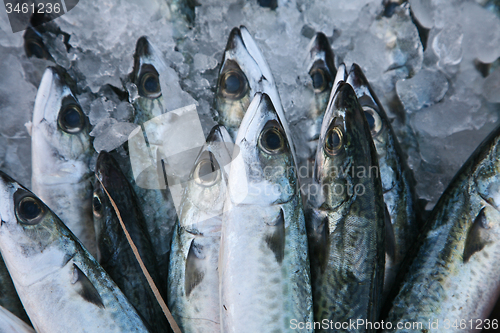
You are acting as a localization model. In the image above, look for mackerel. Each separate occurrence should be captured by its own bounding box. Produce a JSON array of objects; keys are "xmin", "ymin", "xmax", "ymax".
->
[
  {"xmin": 0, "ymin": 171, "xmax": 150, "ymax": 333},
  {"xmin": 220, "ymin": 93, "xmax": 313, "ymax": 332}
]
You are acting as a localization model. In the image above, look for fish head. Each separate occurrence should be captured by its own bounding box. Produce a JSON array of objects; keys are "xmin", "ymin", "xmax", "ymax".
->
[
  {"xmin": 306, "ymin": 33, "xmax": 338, "ymax": 150},
  {"xmin": 346, "ymin": 64, "xmax": 387, "ymax": 149},
  {"xmin": 129, "ymin": 36, "xmax": 165, "ymax": 122},
  {"xmin": 180, "ymin": 125, "xmax": 235, "ymax": 231},
  {"xmin": 313, "ymin": 82, "xmax": 376, "ymax": 208},
  {"xmin": 228, "ymin": 93, "xmax": 296, "ymax": 206},
  {"xmin": 32, "ymin": 67, "xmax": 91, "ymax": 177},
  {"xmin": 0, "ymin": 171, "xmax": 78, "ymax": 286},
  {"xmin": 215, "ymin": 26, "xmax": 278, "ymax": 139},
  {"xmin": 307, "ymin": 32, "xmax": 336, "ymax": 117}
]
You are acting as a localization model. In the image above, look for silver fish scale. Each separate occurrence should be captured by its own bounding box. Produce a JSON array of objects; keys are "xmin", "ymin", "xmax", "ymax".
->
[{"xmin": 221, "ymin": 196, "xmax": 313, "ymax": 333}]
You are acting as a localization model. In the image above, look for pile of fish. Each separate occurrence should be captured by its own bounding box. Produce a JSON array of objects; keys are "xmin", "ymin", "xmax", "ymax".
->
[{"xmin": 1, "ymin": 3, "xmax": 500, "ymax": 333}]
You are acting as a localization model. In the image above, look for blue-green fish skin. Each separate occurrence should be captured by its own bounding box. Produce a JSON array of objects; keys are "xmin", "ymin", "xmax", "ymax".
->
[
  {"xmin": 383, "ymin": 125, "xmax": 500, "ymax": 333},
  {"xmin": 307, "ymin": 82, "xmax": 385, "ymax": 333},
  {"xmin": 346, "ymin": 63, "xmax": 419, "ymax": 300},
  {"xmin": 93, "ymin": 151, "xmax": 170, "ymax": 333},
  {"xmin": 0, "ymin": 171, "xmax": 150, "ymax": 333}
]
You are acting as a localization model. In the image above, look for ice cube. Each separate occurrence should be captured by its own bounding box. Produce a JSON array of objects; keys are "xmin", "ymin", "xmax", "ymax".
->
[
  {"xmin": 410, "ymin": 96, "xmax": 482, "ymax": 138},
  {"xmin": 90, "ymin": 118, "xmax": 137, "ymax": 153},
  {"xmin": 461, "ymin": 2, "xmax": 500, "ymax": 63},
  {"xmin": 409, "ymin": 0, "xmax": 434, "ymax": 29},
  {"xmin": 432, "ymin": 24, "xmax": 463, "ymax": 72},
  {"xmin": 396, "ymin": 69, "xmax": 448, "ymax": 112}
]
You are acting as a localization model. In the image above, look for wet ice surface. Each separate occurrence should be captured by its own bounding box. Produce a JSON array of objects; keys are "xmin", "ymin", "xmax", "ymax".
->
[{"xmin": 0, "ymin": 0, "xmax": 499, "ymax": 210}]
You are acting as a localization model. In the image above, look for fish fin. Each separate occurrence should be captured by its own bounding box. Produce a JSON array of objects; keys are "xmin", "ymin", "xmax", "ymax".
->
[
  {"xmin": 463, "ymin": 208, "xmax": 490, "ymax": 263},
  {"xmin": 185, "ymin": 240, "xmax": 205, "ymax": 297},
  {"xmin": 72, "ymin": 264, "xmax": 105, "ymax": 308},
  {"xmin": 264, "ymin": 209, "xmax": 285, "ymax": 264},
  {"xmin": 384, "ymin": 204, "xmax": 396, "ymax": 262}
]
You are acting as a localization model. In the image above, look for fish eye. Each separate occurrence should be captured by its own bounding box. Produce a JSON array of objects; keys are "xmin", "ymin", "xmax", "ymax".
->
[
  {"xmin": 16, "ymin": 196, "xmax": 45, "ymax": 225},
  {"xmin": 219, "ymin": 70, "xmax": 248, "ymax": 100},
  {"xmin": 324, "ymin": 126, "xmax": 344, "ymax": 155},
  {"xmin": 310, "ymin": 68, "xmax": 329, "ymax": 93},
  {"xmin": 363, "ymin": 106, "xmax": 383, "ymax": 136},
  {"xmin": 92, "ymin": 193, "xmax": 103, "ymax": 217},
  {"xmin": 139, "ymin": 70, "xmax": 161, "ymax": 99},
  {"xmin": 259, "ymin": 125, "xmax": 286, "ymax": 155},
  {"xmin": 58, "ymin": 104, "xmax": 85, "ymax": 134},
  {"xmin": 25, "ymin": 39, "xmax": 46, "ymax": 59},
  {"xmin": 194, "ymin": 157, "xmax": 220, "ymax": 187}
]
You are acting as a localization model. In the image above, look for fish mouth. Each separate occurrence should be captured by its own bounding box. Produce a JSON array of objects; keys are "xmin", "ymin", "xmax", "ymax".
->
[
  {"xmin": 135, "ymin": 36, "xmax": 152, "ymax": 58},
  {"xmin": 347, "ymin": 63, "xmax": 369, "ymax": 89},
  {"xmin": 306, "ymin": 32, "xmax": 336, "ymax": 75},
  {"xmin": 32, "ymin": 67, "xmax": 56, "ymax": 125},
  {"xmin": 223, "ymin": 26, "xmax": 274, "ymax": 85},
  {"xmin": 225, "ymin": 27, "xmax": 243, "ymax": 52}
]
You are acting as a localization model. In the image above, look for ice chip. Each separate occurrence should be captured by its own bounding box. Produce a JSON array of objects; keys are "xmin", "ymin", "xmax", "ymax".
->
[
  {"xmin": 396, "ymin": 68, "xmax": 448, "ymax": 112},
  {"xmin": 410, "ymin": 97, "xmax": 482, "ymax": 138},
  {"xmin": 193, "ymin": 53, "xmax": 218, "ymax": 72},
  {"xmin": 91, "ymin": 118, "xmax": 137, "ymax": 152},
  {"xmin": 461, "ymin": 2, "xmax": 500, "ymax": 64},
  {"xmin": 433, "ymin": 24, "xmax": 463, "ymax": 69},
  {"xmin": 409, "ymin": 0, "xmax": 434, "ymax": 29}
]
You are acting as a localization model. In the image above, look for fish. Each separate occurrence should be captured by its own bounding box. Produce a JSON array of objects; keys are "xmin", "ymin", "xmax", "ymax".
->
[
  {"xmin": 306, "ymin": 82, "xmax": 385, "ymax": 333},
  {"xmin": 0, "ymin": 171, "xmax": 150, "ymax": 333},
  {"xmin": 0, "ymin": 256, "xmax": 30, "ymax": 325},
  {"xmin": 215, "ymin": 26, "xmax": 297, "ymax": 163},
  {"xmin": 168, "ymin": 125, "xmax": 234, "ymax": 333},
  {"xmin": 382, "ymin": 124, "xmax": 500, "ymax": 332},
  {"xmin": 93, "ymin": 151, "xmax": 170, "ymax": 333},
  {"xmin": 128, "ymin": 36, "xmax": 166, "ymax": 125},
  {"xmin": 305, "ymin": 32, "xmax": 337, "ymax": 157},
  {"xmin": 0, "ymin": 306, "xmax": 34, "ymax": 333},
  {"xmin": 219, "ymin": 93, "xmax": 313, "ymax": 332},
  {"xmin": 346, "ymin": 63, "xmax": 419, "ymax": 300},
  {"xmin": 31, "ymin": 66, "xmax": 96, "ymax": 257},
  {"xmin": 119, "ymin": 35, "xmax": 178, "ymax": 285}
]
